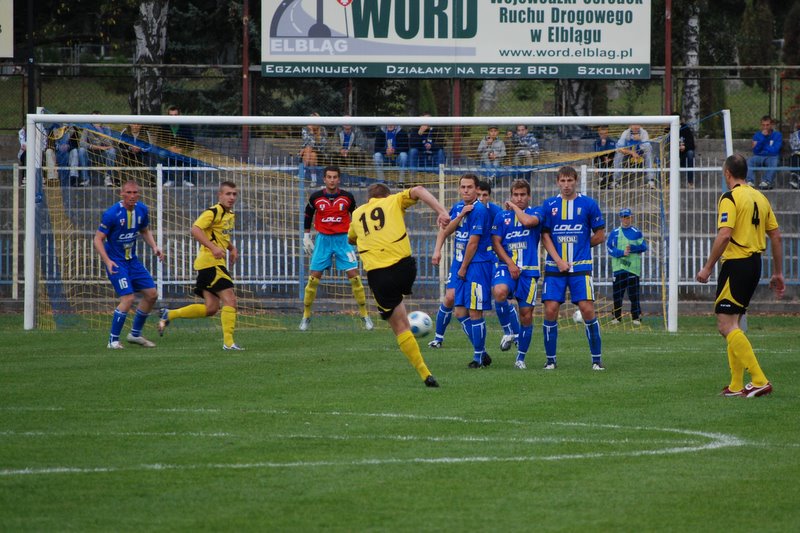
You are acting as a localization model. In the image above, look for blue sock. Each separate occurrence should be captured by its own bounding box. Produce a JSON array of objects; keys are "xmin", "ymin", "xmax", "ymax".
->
[
  {"xmin": 470, "ymin": 318, "xmax": 486, "ymax": 361},
  {"xmin": 495, "ymin": 301, "xmax": 511, "ymax": 334},
  {"xmin": 458, "ymin": 315, "xmax": 471, "ymax": 340},
  {"xmin": 130, "ymin": 309, "xmax": 149, "ymax": 337},
  {"xmin": 434, "ymin": 304, "xmax": 453, "ymax": 341},
  {"xmin": 584, "ymin": 318, "xmax": 602, "ymax": 362},
  {"xmin": 508, "ymin": 304, "xmax": 520, "ymax": 335},
  {"xmin": 110, "ymin": 309, "xmax": 127, "ymax": 342},
  {"xmin": 517, "ymin": 324, "xmax": 533, "ymax": 361},
  {"xmin": 543, "ymin": 319, "xmax": 558, "ymax": 364}
]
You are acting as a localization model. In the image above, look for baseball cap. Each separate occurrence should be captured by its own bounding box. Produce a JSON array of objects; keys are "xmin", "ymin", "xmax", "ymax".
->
[{"xmin": 619, "ymin": 208, "xmax": 632, "ymax": 217}]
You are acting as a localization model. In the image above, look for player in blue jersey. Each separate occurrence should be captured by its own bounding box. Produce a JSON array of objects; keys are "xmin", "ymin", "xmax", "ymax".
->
[
  {"xmin": 93, "ymin": 180, "xmax": 163, "ymax": 349},
  {"xmin": 429, "ymin": 174, "xmax": 494, "ymax": 367},
  {"xmin": 479, "ymin": 179, "xmax": 522, "ymax": 352},
  {"xmin": 492, "ymin": 179, "xmax": 543, "ymax": 369},
  {"xmin": 540, "ymin": 166, "xmax": 606, "ymax": 370}
]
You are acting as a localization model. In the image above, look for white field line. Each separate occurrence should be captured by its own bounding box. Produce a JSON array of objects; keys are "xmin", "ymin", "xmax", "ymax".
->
[
  {"xmin": 0, "ymin": 407, "xmax": 755, "ymax": 477},
  {"xmin": 0, "ymin": 431, "xmax": 233, "ymax": 438}
]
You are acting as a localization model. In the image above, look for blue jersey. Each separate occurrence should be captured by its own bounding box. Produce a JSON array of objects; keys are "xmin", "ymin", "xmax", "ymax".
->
[
  {"xmin": 491, "ymin": 206, "xmax": 543, "ymax": 277},
  {"xmin": 450, "ymin": 200, "xmax": 493, "ymax": 267},
  {"xmin": 97, "ymin": 201, "xmax": 151, "ymax": 262},
  {"xmin": 541, "ymin": 194, "xmax": 604, "ymax": 274}
]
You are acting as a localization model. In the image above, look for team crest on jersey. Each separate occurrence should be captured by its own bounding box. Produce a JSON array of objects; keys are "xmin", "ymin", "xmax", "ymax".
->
[
  {"xmin": 577, "ymin": 207, "xmax": 582, "ymax": 215},
  {"xmin": 551, "ymin": 208, "xmax": 558, "ymax": 216},
  {"xmin": 119, "ymin": 219, "xmax": 126, "ymax": 227},
  {"xmin": 721, "ymin": 212, "xmax": 728, "ymax": 222}
]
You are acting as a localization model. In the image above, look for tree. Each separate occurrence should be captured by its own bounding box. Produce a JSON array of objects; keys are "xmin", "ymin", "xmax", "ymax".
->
[
  {"xmin": 739, "ymin": 0, "xmax": 776, "ymax": 90},
  {"xmin": 782, "ymin": 3, "xmax": 800, "ymax": 65},
  {"xmin": 130, "ymin": 1, "xmax": 169, "ymax": 115},
  {"xmin": 680, "ymin": 2, "xmax": 701, "ymax": 124}
]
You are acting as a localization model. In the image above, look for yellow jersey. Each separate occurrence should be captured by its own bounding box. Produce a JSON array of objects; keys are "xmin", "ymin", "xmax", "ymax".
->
[
  {"xmin": 348, "ymin": 189, "xmax": 418, "ymax": 271},
  {"xmin": 193, "ymin": 203, "xmax": 235, "ymax": 270},
  {"xmin": 717, "ymin": 183, "xmax": 778, "ymax": 261}
]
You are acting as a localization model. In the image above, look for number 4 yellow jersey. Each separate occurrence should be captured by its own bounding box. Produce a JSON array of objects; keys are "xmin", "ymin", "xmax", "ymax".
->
[{"xmin": 717, "ymin": 183, "xmax": 778, "ymax": 261}]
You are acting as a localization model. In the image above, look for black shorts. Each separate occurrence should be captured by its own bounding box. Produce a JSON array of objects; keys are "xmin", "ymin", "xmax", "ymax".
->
[
  {"xmin": 366, "ymin": 256, "xmax": 417, "ymax": 320},
  {"xmin": 714, "ymin": 254, "xmax": 761, "ymax": 315},
  {"xmin": 194, "ymin": 265, "xmax": 234, "ymax": 297}
]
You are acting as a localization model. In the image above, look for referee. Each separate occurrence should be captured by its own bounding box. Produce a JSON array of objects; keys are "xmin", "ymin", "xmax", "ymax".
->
[{"xmin": 696, "ymin": 154, "xmax": 785, "ymax": 398}]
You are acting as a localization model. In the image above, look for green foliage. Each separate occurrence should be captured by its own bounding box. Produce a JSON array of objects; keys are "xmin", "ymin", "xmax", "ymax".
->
[
  {"xmin": 782, "ymin": 3, "xmax": 800, "ymax": 65},
  {"xmin": 739, "ymin": 1, "xmax": 777, "ymax": 90},
  {"xmin": 1, "ymin": 319, "xmax": 799, "ymax": 530}
]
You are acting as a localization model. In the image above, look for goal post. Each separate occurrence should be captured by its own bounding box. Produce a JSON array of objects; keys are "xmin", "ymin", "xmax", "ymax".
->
[{"xmin": 24, "ymin": 113, "xmax": 680, "ymax": 333}]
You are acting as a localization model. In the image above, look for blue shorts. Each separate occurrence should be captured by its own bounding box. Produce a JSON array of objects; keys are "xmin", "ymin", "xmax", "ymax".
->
[
  {"xmin": 310, "ymin": 233, "xmax": 359, "ymax": 272},
  {"xmin": 492, "ymin": 266, "xmax": 539, "ymax": 307},
  {"xmin": 106, "ymin": 259, "xmax": 156, "ymax": 297},
  {"xmin": 445, "ymin": 260, "xmax": 463, "ymax": 290},
  {"xmin": 541, "ymin": 273, "xmax": 594, "ymax": 304},
  {"xmin": 455, "ymin": 261, "xmax": 492, "ymax": 311}
]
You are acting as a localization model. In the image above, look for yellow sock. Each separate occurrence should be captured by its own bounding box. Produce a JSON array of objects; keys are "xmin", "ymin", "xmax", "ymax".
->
[
  {"xmin": 349, "ymin": 275, "xmax": 368, "ymax": 317},
  {"xmin": 726, "ymin": 341, "xmax": 744, "ymax": 392},
  {"xmin": 303, "ymin": 276, "xmax": 320, "ymax": 319},
  {"xmin": 727, "ymin": 328, "xmax": 768, "ymax": 387},
  {"xmin": 221, "ymin": 305, "xmax": 236, "ymax": 347},
  {"xmin": 397, "ymin": 330, "xmax": 431, "ymax": 381},
  {"xmin": 170, "ymin": 303, "xmax": 207, "ymax": 320}
]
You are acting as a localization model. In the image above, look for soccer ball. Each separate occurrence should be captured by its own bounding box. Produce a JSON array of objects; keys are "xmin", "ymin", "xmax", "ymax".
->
[
  {"xmin": 408, "ymin": 311, "xmax": 433, "ymax": 338},
  {"xmin": 573, "ymin": 309, "xmax": 584, "ymax": 324}
]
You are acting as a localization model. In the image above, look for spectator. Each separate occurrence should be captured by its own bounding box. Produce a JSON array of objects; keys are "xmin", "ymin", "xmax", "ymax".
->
[
  {"xmin": 612, "ymin": 124, "xmax": 654, "ymax": 189},
  {"xmin": 156, "ymin": 105, "xmax": 196, "ymax": 187},
  {"xmin": 477, "ymin": 125, "xmax": 506, "ymax": 170},
  {"xmin": 80, "ymin": 111, "xmax": 118, "ymax": 187},
  {"xmin": 788, "ymin": 120, "xmax": 799, "ymax": 190},
  {"xmin": 510, "ymin": 124, "xmax": 539, "ymax": 166},
  {"xmin": 299, "ymin": 112, "xmax": 328, "ymax": 184},
  {"xmin": 679, "ymin": 118, "xmax": 697, "ymax": 189},
  {"xmin": 592, "ymin": 125, "xmax": 617, "ymax": 189},
  {"xmin": 17, "ymin": 125, "xmax": 48, "ymax": 187},
  {"xmin": 746, "ymin": 115, "xmax": 782, "ymax": 190},
  {"xmin": 373, "ymin": 125, "xmax": 409, "ymax": 182},
  {"xmin": 606, "ymin": 208, "xmax": 648, "ymax": 325},
  {"xmin": 119, "ymin": 123, "xmax": 155, "ymax": 185},
  {"xmin": 409, "ymin": 114, "xmax": 446, "ymax": 172},
  {"xmin": 331, "ymin": 116, "xmax": 367, "ymax": 168},
  {"xmin": 53, "ymin": 122, "xmax": 86, "ymax": 187}
]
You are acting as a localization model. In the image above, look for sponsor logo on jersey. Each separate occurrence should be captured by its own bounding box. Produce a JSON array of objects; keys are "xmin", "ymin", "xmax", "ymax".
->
[
  {"xmin": 553, "ymin": 224, "xmax": 583, "ymax": 232},
  {"xmin": 321, "ymin": 216, "xmax": 344, "ymax": 224}
]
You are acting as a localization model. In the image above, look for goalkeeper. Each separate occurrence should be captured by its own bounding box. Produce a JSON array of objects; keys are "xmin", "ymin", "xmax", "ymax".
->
[{"xmin": 299, "ymin": 165, "xmax": 372, "ymax": 332}]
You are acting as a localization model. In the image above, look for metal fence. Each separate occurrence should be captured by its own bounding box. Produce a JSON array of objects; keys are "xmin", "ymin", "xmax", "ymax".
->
[{"xmin": 2, "ymin": 64, "xmax": 800, "ymax": 139}]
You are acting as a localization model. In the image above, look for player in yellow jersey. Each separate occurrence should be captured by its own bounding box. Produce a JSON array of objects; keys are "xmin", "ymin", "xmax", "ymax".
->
[
  {"xmin": 158, "ymin": 181, "xmax": 243, "ymax": 350},
  {"xmin": 696, "ymin": 154, "xmax": 784, "ymax": 397},
  {"xmin": 347, "ymin": 183, "xmax": 450, "ymax": 387}
]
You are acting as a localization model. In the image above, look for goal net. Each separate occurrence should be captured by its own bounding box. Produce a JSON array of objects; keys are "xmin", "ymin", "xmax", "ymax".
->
[{"xmin": 24, "ymin": 114, "xmax": 680, "ymax": 333}]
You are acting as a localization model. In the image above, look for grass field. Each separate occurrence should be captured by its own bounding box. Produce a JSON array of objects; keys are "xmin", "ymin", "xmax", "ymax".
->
[{"xmin": 1, "ymin": 315, "xmax": 799, "ymax": 532}]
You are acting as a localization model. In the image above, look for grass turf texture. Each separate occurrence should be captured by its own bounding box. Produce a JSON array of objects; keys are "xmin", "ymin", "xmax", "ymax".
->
[{"xmin": 1, "ymin": 316, "xmax": 799, "ymax": 531}]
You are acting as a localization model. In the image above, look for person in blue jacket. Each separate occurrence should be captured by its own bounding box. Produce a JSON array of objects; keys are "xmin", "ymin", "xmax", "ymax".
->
[
  {"xmin": 746, "ymin": 115, "xmax": 783, "ymax": 190},
  {"xmin": 606, "ymin": 208, "xmax": 648, "ymax": 325}
]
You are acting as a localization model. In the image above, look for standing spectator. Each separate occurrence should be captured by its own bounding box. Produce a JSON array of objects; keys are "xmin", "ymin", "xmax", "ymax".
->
[
  {"xmin": 593, "ymin": 125, "xmax": 617, "ymax": 189},
  {"xmin": 679, "ymin": 118, "xmax": 697, "ymax": 189},
  {"xmin": 93, "ymin": 180, "xmax": 162, "ymax": 349},
  {"xmin": 299, "ymin": 166, "xmax": 372, "ymax": 332},
  {"xmin": 80, "ymin": 112, "xmax": 118, "ymax": 187},
  {"xmin": 331, "ymin": 116, "xmax": 367, "ymax": 168},
  {"xmin": 157, "ymin": 105, "xmax": 196, "ymax": 187},
  {"xmin": 299, "ymin": 112, "xmax": 329, "ymax": 184},
  {"xmin": 540, "ymin": 165, "xmax": 606, "ymax": 370},
  {"xmin": 606, "ymin": 208, "xmax": 648, "ymax": 325},
  {"xmin": 788, "ymin": 120, "xmax": 800, "ymax": 190},
  {"xmin": 492, "ymin": 179, "xmax": 543, "ymax": 369},
  {"xmin": 510, "ymin": 124, "xmax": 539, "ymax": 166},
  {"xmin": 53, "ymin": 121, "xmax": 86, "ymax": 187},
  {"xmin": 347, "ymin": 183, "xmax": 450, "ymax": 387},
  {"xmin": 612, "ymin": 124, "xmax": 654, "ymax": 189},
  {"xmin": 409, "ymin": 114, "xmax": 446, "ymax": 172},
  {"xmin": 373, "ymin": 125, "xmax": 409, "ymax": 183},
  {"xmin": 696, "ymin": 154, "xmax": 784, "ymax": 397},
  {"xmin": 746, "ymin": 115, "xmax": 782, "ymax": 190},
  {"xmin": 119, "ymin": 123, "xmax": 154, "ymax": 185},
  {"xmin": 477, "ymin": 125, "xmax": 506, "ymax": 174},
  {"xmin": 158, "ymin": 181, "xmax": 243, "ymax": 350}
]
